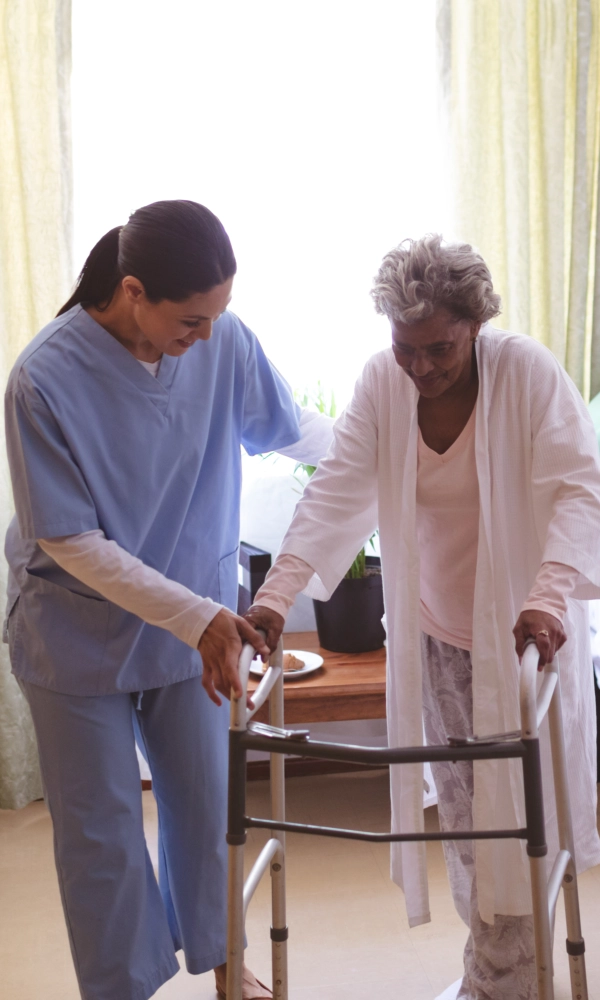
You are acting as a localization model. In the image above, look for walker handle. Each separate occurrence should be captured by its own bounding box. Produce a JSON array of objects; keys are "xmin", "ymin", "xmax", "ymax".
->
[
  {"xmin": 230, "ymin": 629, "xmax": 284, "ymax": 732},
  {"xmin": 229, "ymin": 640, "xmax": 259, "ymax": 731},
  {"xmin": 247, "ymin": 665, "xmax": 283, "ymax": 721},
  {"xmin": 519, "ymin": 638, "xmax": 558, "ymax": 740}
]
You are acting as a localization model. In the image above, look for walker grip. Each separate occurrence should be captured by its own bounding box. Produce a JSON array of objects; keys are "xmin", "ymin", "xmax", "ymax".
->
[{"xmin": 249, "ymin": 722, "xmax": 310, "ymax": 741}]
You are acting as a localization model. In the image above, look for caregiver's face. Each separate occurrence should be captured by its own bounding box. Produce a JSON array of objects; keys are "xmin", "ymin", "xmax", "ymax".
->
[
  {"xmin": 391, "ymin": 307, "xmax": 479, "ymax": 399},
  {"xmin": 124, "ymin": 276, "xmax": 234, "ymax": 356}
]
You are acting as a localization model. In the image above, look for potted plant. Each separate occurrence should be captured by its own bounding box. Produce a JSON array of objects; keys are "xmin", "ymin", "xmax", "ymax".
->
[
  {"xmin": 294, "ymin": 385, "xmax": 385, "ymax": 654},
  {"xmin": 312, "ymin": 542, "xmax": 384, "ymax": 654}
]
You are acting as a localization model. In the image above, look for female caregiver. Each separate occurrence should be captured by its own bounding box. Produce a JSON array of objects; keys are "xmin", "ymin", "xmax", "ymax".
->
[
  {"xmin": 4, "ymin": 200, "xmax": 332, "ymax": 1000},
  {"xmin": 247, "ymin": 236, "xmax": 600, "ymax": 1000}
]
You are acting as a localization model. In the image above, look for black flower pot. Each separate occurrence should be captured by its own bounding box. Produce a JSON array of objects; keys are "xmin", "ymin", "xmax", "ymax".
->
[{"xmin": 313, "ymin": 556, "xmax": 385, "ymax": 654}]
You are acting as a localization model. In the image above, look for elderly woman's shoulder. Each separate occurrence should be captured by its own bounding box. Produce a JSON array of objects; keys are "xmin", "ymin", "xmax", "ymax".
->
[
  {"xmin": 484, "ymin": 325, "xmax": 562, "ymax": 373},
  {"xmin": 356, "ymin": 348, "xmax": 401, "ymax": 390},
  {"xmin": 363, "ymin": 347, "xmax": 398, "ymax": 374}
]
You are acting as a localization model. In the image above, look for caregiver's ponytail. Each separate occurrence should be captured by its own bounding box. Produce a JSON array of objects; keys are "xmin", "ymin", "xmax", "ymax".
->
[
  {"xmin": 57, "ymin": 227, "xmax": 121, "ymax": 315},
  {"xmin": 57, "ymin": 200, "xmax": 237, "ymax": 316}
]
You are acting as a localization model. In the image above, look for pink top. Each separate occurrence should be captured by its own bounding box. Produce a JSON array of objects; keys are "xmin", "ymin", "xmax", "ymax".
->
[{"xmin": 417, "ymin": 407, "xmax": 479, "ymax": 649}]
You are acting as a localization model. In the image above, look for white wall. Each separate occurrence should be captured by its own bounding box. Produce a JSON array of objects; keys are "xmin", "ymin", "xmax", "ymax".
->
[{"xmin": 72, "ymin": 0, "xmax": 449, "ymax": 408}]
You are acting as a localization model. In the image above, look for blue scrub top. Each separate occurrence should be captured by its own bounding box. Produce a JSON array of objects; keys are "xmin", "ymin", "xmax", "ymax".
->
[{"xmin": 5, "ymin": 304, "xmax": 301, "ymax": 695}]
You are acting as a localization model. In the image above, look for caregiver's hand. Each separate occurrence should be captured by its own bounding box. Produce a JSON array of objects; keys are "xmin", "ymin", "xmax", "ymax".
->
[
  {"xmin": 198, "ymin": 609, "xmax": 270, "ymax": 707},
  {"xmin": 512, "ymin": 609, "xmax": 567, "ymax": 669},
  {"xmin": 243, "ymin": 605, "xmax": 285, "ymax": 653}
]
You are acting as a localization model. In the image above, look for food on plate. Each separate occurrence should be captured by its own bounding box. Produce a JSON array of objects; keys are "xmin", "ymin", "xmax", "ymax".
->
[
  {"xmin": 283, "ymin": 652, "xmax": 305, "ymax": 672},
  {"xmin": 259, "ymin": 651, "xmax": 309, "ymax": 674}
]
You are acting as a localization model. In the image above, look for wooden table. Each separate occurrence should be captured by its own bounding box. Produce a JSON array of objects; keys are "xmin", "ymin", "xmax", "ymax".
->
[{"xmin": 249, "ymin": 631, "xmax": 386, "ymax": 724}]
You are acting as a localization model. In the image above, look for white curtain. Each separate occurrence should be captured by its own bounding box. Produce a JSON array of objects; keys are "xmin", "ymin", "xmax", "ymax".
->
[
  {"xmin": 0, "ymin": 0, "xmax": 72, "ymax": 808},
  {"xmin": 438, "ymin": 0, "xmax": 600, "ymax": 399}
]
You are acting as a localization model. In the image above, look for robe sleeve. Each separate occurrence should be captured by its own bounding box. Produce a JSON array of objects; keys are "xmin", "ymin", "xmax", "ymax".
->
[
  {"xmin": 238, "ymin": 321, "xmax": 302, "ymax": 455},
  {"xmin": 5, "ymin": 371, "xmax": 100, "ymax": 540},
  {"xmin": 520, "ymin": 561, "xmax": 579, "ymax": 622},
  {"xmin": 529, "ymin": 350, "xmax": 600, "ymax": 598},
  {"xmin": 252, "ymin": 553, "xmax": 315, "ymax": 619},
  {"xmin": 277, "ymin": 362, "xmax": 379, "ymax": 598}
]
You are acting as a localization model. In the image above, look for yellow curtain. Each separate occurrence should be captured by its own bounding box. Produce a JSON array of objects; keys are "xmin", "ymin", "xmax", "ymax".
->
[
  {"xmin": 438, "ymin": 0, "xmax": 600, "ymax": 399},
  {"xmin": 0, "ymin": 0, "xmax": 72, "ymax": 808}
]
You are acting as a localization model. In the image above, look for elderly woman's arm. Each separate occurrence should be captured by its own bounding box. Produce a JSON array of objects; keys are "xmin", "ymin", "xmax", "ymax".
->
[
  {"xmin": 513, "ymin": 561, "xmax": 576, "ymax": 665},
  {"xmin": 528, "ymin": 350, "xmax": 600, "ymax": 577},
  {"xmin": 514, "ymin": 346, "xmax": 600, "ymax": 663},
  {"xmin": 245, "ymin": 365, "xmax": 380, "ymax": 647},
  {"xmin": 245, "ymin": 553, "xmax": 315, "ymax": 649}
]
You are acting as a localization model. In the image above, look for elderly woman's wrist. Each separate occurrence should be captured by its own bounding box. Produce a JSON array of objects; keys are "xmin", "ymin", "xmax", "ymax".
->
[
  {"xmin": 519, "ymin": 601, "xmax": 564, "ymax": 625},
  {"xmin": 247, "ymin": 599, "xmax": 288, "ymax": 622}
]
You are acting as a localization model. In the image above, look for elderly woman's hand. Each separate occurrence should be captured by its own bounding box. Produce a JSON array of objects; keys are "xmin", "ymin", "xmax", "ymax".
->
[
  {"xmin": 243, "ymin": 605, "xmax": 285, "ymax": 653},
  {"xmin": 198, "ymin": 608, "xmax": 270, "ymax": 706},
  {"xmin": 512, "ymin": 609, "xmax": 567, "ymax": 669}
]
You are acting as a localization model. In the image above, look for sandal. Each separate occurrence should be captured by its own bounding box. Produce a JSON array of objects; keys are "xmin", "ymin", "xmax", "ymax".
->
[{"xmin": 214, "ymin": 963, "xmax": 272, "ymax": 1000}]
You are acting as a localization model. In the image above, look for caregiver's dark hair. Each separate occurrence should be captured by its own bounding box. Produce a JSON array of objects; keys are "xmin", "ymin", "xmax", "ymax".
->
[{"xmin": 57, "ymin": 200, "xmax": 237, "ymax": 316}]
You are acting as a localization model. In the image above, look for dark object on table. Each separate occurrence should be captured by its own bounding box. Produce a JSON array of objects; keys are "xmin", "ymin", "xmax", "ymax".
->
[
  {"xmin": 313, "ymin": 555, "xmax": 385, "ymax": 654},
  {"xmin": 237, "ymin": 542, "xmax": 271, "ymax": 616}
]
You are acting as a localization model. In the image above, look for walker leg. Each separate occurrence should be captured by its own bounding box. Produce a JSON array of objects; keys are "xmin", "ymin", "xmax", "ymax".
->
[
  {"xmin": 522, "ymin": 737, "xmax": 554, "ymax": 1000},
  {"xmin": 529, "ymin": 854, "xmax": 554, "ymax": 1000},
  {"xmin": 547, "ymin": 689, "xmax": 588, "ymax": 1000},
  {"xmin": 561, "ymin": 858, "xmax": 588, "ymax": 1000},
  {"xmin": 269, "ymin": 766, "xmax": 288, "ymax": 1000},
  {"xmin": 269, "ymin": 649, "xmax": 288, "ymax": 1000},
  {"xmin": 226, "ymin": 843, "xmax": 246, "ymax": 1000},
  {"xmin": 226, "ymin": 726, "xmax": 248, "ymax": 1000}
]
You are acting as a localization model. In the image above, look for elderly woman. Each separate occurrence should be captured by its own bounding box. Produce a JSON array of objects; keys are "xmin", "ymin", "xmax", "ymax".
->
[{"xmin": 243, "ymin": 236, "xmax": 600, "ymax": 1000}]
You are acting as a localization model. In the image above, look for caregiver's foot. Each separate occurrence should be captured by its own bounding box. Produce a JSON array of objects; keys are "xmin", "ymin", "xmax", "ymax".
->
[{"xmin": 214, "ymin": 962, "xmax": 272, "ymax": 999}]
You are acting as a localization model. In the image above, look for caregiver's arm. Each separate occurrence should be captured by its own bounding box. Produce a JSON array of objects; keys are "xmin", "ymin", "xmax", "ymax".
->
[
  {"xmin": 38, "ymin": 531, "xmax": 222, "ymax": 647},
  {"xmin": 38, "ymin": 531, "xmax": 269, "ymax": 705},
  {"xmin": 275, "ymin": 409, "xmax": 335, "ymax": 465}
]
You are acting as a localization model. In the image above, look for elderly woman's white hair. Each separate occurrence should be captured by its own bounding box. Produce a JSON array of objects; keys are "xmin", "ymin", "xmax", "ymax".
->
[{"xmin": 371, "ymin": 234, "xmax": 502, "ymax": 325}]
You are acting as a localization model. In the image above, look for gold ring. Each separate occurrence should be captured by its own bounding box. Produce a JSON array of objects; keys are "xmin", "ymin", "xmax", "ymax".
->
[{"xmin": 536, "ymin": 630, "xmax": 550, "ymax": 637}]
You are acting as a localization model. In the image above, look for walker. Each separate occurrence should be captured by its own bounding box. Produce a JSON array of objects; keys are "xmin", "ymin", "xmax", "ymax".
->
[{"xmin": 225, "ymin": 638, "xmax": 588, "ymax": 1000}]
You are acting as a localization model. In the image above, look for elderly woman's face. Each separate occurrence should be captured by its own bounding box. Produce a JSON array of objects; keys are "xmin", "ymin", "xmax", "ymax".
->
[{"xmin": 391, "ymin": 307, "xmax": 480, "ymax": 398}]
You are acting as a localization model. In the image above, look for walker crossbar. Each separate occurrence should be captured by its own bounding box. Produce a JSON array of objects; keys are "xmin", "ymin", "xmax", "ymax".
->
[
  {"xmin": 243, "ymin": 838, "xmax": 282, "ymax": 918},
  {"xmin": 225, "ymin": 638, "xmax": 588, "ymax": 1000},
  {"xmin": 244, "ymin": 816, "xmax": 527, "ymax": 843},
  {"xmin": 238, "ymin": 730, "xmax": 528, "ymax": 762}
]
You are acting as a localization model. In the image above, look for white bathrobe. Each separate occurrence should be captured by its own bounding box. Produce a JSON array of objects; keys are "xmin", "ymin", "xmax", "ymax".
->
[{"xmin": 278, "ymin": 325, "xmax": 600, "ymax": 926}]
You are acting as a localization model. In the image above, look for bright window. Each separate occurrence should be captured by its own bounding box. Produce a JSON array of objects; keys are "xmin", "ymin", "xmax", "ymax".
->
[{"xmin": 72, "ymin": 0, "xmax": 447, "ymax": 406}]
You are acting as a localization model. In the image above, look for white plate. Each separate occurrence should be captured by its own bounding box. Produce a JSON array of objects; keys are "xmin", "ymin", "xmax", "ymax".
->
[{"xmin": 249, "ymin": 649, "xmax": 324, "ymax": 681}]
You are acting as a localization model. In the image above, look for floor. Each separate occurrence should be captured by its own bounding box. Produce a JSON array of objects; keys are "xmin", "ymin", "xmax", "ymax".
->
[{"xmin": 1, "ymin": 770, "xmax": 599, "ymax": 1000}]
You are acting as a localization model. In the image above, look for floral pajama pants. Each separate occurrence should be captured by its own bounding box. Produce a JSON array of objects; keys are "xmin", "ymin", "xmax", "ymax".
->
[{"xmin": 421, "ymin": 633, "xmax": 537, "ymax": 1000}]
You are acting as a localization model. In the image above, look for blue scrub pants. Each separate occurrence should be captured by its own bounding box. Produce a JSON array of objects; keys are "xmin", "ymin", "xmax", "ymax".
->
[{"xmin": 20, "ymin": 675, "xmax": 230, "ymax": 1000}]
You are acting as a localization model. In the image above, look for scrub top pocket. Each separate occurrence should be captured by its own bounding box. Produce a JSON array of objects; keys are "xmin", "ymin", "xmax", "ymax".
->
[
  {"xmin": 2, "ymin": 593, "xmax": 19, "ymax": 644},
  {"xmin": 12, "ymin": 572, "xmax": 110, "ymax": 693},
  {"xmin": 217, "ymin": 549, "xmax": 240, "ymax": 610}
]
